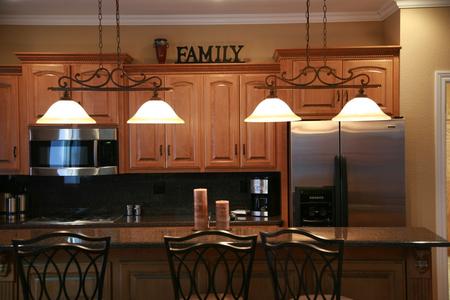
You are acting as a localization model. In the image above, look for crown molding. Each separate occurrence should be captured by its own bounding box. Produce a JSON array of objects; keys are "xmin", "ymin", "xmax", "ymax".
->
[
  {"xmin": 0, "ymin": 11, "xmax": 395, "ymax": 26},
  {"xmin": 395, "ymin": 0, "xmax": 450, "ymax": 8},
  {"xmin": 378, "ymin": 1, "xmax": 400, "ymax": 19}
]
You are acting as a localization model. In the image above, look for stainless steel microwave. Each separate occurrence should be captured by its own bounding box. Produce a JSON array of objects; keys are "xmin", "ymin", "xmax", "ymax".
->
[{"xmin": 29, "ymin": 127, "xmax": 118, "ymax": 176}]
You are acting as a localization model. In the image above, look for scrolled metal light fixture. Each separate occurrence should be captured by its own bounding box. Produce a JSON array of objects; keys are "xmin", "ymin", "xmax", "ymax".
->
[
  {"xmin": 245, "ymin": 0, "xmax": 390, "ymax": 123},
  {"xmin": 40, "ymin": 0, "xmax": 183, "ymax": 125}
]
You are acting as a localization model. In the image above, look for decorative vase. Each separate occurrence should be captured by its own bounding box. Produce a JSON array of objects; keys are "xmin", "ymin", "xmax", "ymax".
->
[{"xmin": 154, "ymin": 38, "xmax": 169, "ymax": 64}]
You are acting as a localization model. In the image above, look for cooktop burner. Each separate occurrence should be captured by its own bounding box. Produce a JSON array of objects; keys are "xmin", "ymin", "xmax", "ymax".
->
[
  {"xmin": 26, "ymin": 215, "xmax": 122, "ymax": 225},
  {"xmin": 25, "ymin": 208, "xmax": 122, "ymax": 225}
]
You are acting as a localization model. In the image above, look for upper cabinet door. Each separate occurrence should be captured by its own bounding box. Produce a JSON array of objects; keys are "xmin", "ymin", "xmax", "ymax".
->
[
  {"xmin": 240, "ymin": 74, "xmax": 276, "ymax": 169},
  {"xmin": 0, "ymin": 76, "xmax": 20, "ymax": 173},
  {"xmin": 24, "ymin": 64, "xmax": 69, "ymax": 123},
  {"xmin": 204, "ymin": 75, "xmax": 240, "ymax": 169},
  {"xmin": 165, "ymin": 75, "xmax": 202, "ymax": 170},
  {"xmin": 71, "ymin": 64, "xmax": 119, "ymax": 124},
  {"xmin": 292, "ymin": 60, "xmax": 343, "ymax": 118},
  {"xmin": 127, "ymin": 76, "xmax": 165, "ymax": 170},
  {"xmin": 342, "ymin": 59, "xmax": 394, "ymax": 115}
]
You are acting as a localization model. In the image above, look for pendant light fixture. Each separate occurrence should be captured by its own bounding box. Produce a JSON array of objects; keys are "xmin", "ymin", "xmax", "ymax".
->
[
  {"xmin": 246, "ymin": 0, "xmax": 390, "ymax": 123},
  {"xmin": 43, "ymin": 0, "xmax": 183, "ymax": 125},
  {"xmin": 37, "ymin": 91, "xmax": 96, "ymax": 124},
  {"xmin": 244, "ymin": 88, "xmax": 301, "ymax": 122}
]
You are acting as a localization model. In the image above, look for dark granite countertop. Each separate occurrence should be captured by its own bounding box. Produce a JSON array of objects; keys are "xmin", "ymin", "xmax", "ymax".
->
[
  {"xmin": 0, "ymin": 215, "xmax": 283, "ymax": 229},
  {"xmin": 279, "ymin": 227, "xmax": 450, "ymax": 248}
]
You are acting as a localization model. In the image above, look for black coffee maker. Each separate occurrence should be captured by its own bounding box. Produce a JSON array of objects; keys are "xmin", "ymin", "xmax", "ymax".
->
[{"xmin": 250, "ymin": 177, "xmax": 269, "ymax": 217}]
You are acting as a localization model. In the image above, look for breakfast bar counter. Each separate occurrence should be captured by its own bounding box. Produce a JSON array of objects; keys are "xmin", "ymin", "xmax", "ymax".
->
[{"xmin": 0, "ymin": 225, "xmax": 447, "ymax": 299}]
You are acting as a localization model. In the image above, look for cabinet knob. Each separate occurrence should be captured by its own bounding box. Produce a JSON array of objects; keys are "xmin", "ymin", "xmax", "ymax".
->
[
  {"xmin": 243, "ymin": 144, "xmax": 246, "ymax": 156},
  {"xmin": 234, "ymin": 144, "xmax": 238, "ymax": 156},
  {"xmin": 13, "ymin": 146, "xmax": 17, "ymax": 158},
  {"xmin": 159, "ymin": 145, "xmax": 163, "ymax": 156},
  {"xmin": 167, "ymin": 145, "xmax": 171, "ymax": 156}
]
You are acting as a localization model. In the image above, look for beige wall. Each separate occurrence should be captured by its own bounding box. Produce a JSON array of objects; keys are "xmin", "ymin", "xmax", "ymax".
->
[
  {"xmin": 383, "ymin": 10, "xmax": 400, "ymax": 45},
  {"xmin": 400, "ymin": 6, "xmax": 450, "ymax": 229},
  {"xmin": 0, "ymin": 22, "xmax": 386, "ymax": 64},
  {"xmin": 400, "ymin": 8, "xmax": 450, "ymax": 298}
]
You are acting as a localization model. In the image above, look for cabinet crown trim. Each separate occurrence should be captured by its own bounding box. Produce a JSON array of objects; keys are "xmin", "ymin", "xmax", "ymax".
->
[
  {"xmin": 0, "ymin": 66, "xmax": 22, "ymax": 75},
  {"xmin": 15, "ymin": 52, "xmax": 133, "ymax": 64},
  {"xmin": 124, "ymin": 63, "xmax": 280, "ymax": 74},
  {"xmin": 273, "ymin": 46, "xmax": 401, "ymax": 61}
]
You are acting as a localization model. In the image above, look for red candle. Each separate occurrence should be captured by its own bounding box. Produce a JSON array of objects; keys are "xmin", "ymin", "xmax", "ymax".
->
[
  {"xmin": 194, "ymin": 188, "xmax": 209, "ymax": 230},
  {"xmin": 216, "ymin": 200, "xmax": 230, "ymax": 230}
]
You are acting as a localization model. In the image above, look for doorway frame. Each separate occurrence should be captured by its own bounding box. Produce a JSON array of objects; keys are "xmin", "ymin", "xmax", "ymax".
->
[{"xmin": 435, "ymin": 71, "xmax": 450, "ymax": 300}]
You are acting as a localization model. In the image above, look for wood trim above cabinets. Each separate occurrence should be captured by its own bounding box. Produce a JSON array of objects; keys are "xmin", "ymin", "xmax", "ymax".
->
[
  {"xmin": 273, "ymin": 46, "xmax": 401, "ymax": 61},
  {"xmin": 15, "ymin": 52, "xmax": 133, "ymax": 64},
  {"xmin": 124, "ymin": 63, "xmax": 280, "ymax": 75},
  {"xmin": 0, "ymin": 66, "xmax": 22, "ymax": 75}
]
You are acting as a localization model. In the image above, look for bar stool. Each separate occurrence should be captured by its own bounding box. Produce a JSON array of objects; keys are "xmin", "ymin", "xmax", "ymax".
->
[
  {"xmin": 12, "ymin": 231, "xmax": 110, "ymax": 300},
  {"xmin": 164, "ymin": 230, "xmax": 257, "ymax": 300},
  {"xmin": 260, "ymin": 228, "xmax": 352, "ymax": 300}
]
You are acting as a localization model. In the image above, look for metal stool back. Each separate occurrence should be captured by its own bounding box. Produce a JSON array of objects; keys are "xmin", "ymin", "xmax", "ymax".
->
[
  {"xmin": 260, "ymin": 228, "xmax": 344, "ymax": 300},
  {"xmin": 164, "ymin": 230, "xmax": 257, "ymax": 300},
  {"xmin": 12, "ymin": 231, "xmax": 110, "ymax": 300}
]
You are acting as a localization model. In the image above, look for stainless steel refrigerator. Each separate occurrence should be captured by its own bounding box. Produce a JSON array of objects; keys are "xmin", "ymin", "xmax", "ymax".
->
[{"xmin": 289, "ymin": 119, "xmax": 405, "ymax": 227}]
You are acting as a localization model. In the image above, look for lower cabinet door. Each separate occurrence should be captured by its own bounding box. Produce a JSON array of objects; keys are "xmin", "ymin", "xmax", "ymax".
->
[
  {"xmin": 17, "ymin": 262, "xmax": 112, "ymax": 300},
  {"xmin": 341, "ymin": 260, "xmax": 406, "ymax": 300},
  {"xmin": 117, "ymin": 261, "xmax": 175, "ymax": 300}
]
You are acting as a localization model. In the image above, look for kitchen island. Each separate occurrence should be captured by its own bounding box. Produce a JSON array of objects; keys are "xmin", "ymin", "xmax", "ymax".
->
[{"xmin": 0, "ymin": 222, "xmax": 447, "ymax": 300}]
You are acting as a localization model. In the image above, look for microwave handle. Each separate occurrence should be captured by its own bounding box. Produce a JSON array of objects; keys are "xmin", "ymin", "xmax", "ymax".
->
[{"xmin": 93, "ymin": 140, "xmax": 98, "ymax": 167}]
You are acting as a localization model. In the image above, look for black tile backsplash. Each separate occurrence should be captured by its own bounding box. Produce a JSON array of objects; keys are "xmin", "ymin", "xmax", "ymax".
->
[{"xmin": 0, "ymin": 173, "xmax": 280, "ymax": 218}]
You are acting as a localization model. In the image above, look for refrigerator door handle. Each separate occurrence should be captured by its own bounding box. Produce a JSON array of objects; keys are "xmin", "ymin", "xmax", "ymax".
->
[
  {"xmin": 340, "ymin": 156, "xmax": 348, "ymax": 226},
  {"xmin": 334, "ymin": 155, "xmax": 348, "ymax": 227}
]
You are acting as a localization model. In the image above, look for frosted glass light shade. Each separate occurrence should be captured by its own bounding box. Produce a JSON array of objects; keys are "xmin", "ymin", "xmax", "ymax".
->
[
  {"xmin": 36, "ymin": 100, "xmax": 96, "ymax": 124},
  {"xmin": 244, "ymin": 97, "xmax": 301, "ymax": 122},
  {"xmin": 127, "ymin": 100, "xmax": 184, "ymax": 124},
  {"xmin": 332, "ymin": 96, "xmax": 391, "ymax": 122}
]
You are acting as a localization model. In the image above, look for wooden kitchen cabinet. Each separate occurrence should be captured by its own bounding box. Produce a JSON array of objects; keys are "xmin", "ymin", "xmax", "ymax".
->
[
  {"xmin": 23, "ymin": 64, "xmax": 69, "ymax": 124},
  {"xmin": 240, "ymin": 74, "xmax": 276, "ymax": 169},
  {"xmin": 127, "ymin": 75, "xmax": 202, "ymax": 171},
  {"xmin": 17, "ymin": 53, "xmax": 132, "ymax": 125},
  {"xmin": 203, "ymin": 73, "xmax": 278, "ymax": 170},
  {"xmin": 343, "ymin": 59, "xmax": 395, "ymax": 116},
  {"xmin": 275, "ymin": 47, "xmax": 400, "ymax": 120},
  {"xmin": 0, "ymin": 75, "xmax": 20, "ymax": 173},
  {"xmin": 71, "ymin": 64, "xmax": 120, "ymax": 124},
  {"xmin": 127, "ymin": 76, "xmax": 166, "ymax": 170},
  {"xmin": 203, "ymin": 74, "xmax": 240, "ymax": 169},
  {"xmin": 165, "ymin": 75, "xmax": 202, "ymax": 170},
  {"xmin": 292, "ymin": 59, "xmax": 343, "ymax": 118}
]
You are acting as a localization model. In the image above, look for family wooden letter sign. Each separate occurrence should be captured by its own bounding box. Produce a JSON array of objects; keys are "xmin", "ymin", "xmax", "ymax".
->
[{"xmin": 176, "ymin": 45, "xmax": 245, "ymax": 63}]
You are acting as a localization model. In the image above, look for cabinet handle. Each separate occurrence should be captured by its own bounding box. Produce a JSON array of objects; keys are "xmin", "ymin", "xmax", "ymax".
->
[
  {"xmin": 336, "ymin": 90, "xmax": 340, "ymax": 102},
  {"xmin": 243, "ymin": 144, "xmax": 246, "ymax": 156},
  {"xmin": 159, "ymin": 145, "xmax": 163, "ymax": 156},
  {"xmin": 345, "ymin": 90, "xmax": 349, "ymax": 102},
  {"xmin": 167, "ymin": 145, "xmax": 171, "ymax": 156},
  {"xmin": 13, "ymin": 146, "xmax": 17, "ymax": 158},
  {"xmin": 234, "ymin": 144, "xmax": 238, "ymax": 156}
]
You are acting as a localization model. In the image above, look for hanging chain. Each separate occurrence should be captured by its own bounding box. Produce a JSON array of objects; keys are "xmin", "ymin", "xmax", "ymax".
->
[
  {"xmin": 305, "ymin": 0, "xmax": 311, "ymax": 67},
  {"xmin": 98, "ymin": 0, "xmax": 103, "ymax": 68},
  {"xmin": 322, "ymin": 0, "xmax": 328, "ymax": 65},
  {"xmin": 115, "ymin": 0, "xmax": 122, "ymax": 68}
]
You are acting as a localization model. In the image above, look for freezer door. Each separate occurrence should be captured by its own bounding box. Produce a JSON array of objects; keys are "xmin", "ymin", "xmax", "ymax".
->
[
  {"xmin": 290, "ymin": 121, "xmax": 339, "ymax": 225},
  {"xmin": 340, "ymin": 120, "xmax": 405, "ymax": 226}
]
